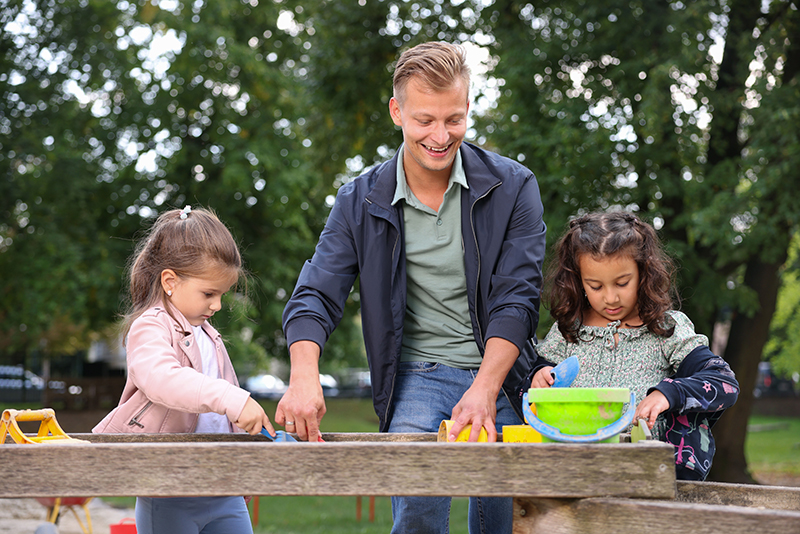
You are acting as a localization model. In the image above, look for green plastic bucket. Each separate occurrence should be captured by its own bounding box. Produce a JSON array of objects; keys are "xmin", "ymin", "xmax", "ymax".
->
[{"xmin": 525, "ymin": 388, "xmax": 631, "ymax": 443}]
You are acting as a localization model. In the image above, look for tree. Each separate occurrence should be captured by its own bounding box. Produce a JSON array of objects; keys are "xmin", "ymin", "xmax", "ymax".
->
[
  {"xmin": 1, "ymin": 0, "xmax": 146, "ymax": 364},
  {"xmin": 479, "ymin": 0, "xmax": 800, "ymax": 482},
  {"xmin": 764, "ymin": 236, "xmax": 800, "ymax": 380},
  {"xmin": 1, "ymin": 0, "xmax": 471, "ymax": 373}
]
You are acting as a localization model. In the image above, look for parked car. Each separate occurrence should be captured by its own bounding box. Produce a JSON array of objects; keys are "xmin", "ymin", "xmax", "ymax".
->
[
  {"xmin": 243, "ymin": 374, "xmax": 287, "ymax": 400},
  {"xmin": 319, "ymin": 373, "xmax": 340, "ymax": 397},
  {"xmin": 335, "ymin": 369, "xmax": 372, "ymax": 398},
  {"xmin": 0, "ymin": 365, "xmax": 44, "ymax": 403},
  {"xmin": 245, "ymin": 372, "xmax": 341, "ymax": 400},
  {"xmin": 754, "ymin": 362, "xmax": 798, "ymax": 398},
  {"xmin": 0, "ymin": 365, "xmax": 44, "ymax": 389}
]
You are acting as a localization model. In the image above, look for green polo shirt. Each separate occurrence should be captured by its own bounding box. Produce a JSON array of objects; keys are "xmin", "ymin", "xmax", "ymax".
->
[{"xmin": 392, "ymin": 147, "xmax": 482, "ymax": 368}]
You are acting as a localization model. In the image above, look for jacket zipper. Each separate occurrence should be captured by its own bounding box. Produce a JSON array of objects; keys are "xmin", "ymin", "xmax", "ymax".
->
[
  {"xmin": 471, "ymin": 181, "xmax": 524, "ymax": 416},
  {"xmin": 384, "ymin": 218, "xmax": 401, "ymax": 430},
  {"xmin": 128, "ymin": 400, "xmax": 153, "ymax": 428},
  {"xmin": 367, "ymin": 195, "xmax": 403, "ymax": 431},
  {"xmin": 470, "ymin": 181, "xmax": 501, "ymax": 350}
]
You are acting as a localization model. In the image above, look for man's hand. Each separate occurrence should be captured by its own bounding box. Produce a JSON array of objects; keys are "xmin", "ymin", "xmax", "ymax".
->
[
  {"xmin": 447, "ymin": 337, "xmax": 520, "ymax": 442},
  {"xmin": 449, "ymin": 384, "xmax": 498, "ymax": 442},
  {"xmin": 275, "ymin": 341, "xmax": 327, "ymax": 442}
]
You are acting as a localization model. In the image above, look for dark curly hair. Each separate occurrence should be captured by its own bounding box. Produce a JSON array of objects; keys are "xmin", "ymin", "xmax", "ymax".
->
[{"xmin": 545, "ymin": 211, "xmax": 677, "ymax": 343}]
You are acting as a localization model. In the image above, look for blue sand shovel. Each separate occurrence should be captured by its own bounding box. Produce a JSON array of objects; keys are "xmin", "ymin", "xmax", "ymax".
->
[
  {"xmin": 550, "ymin": 355, "xmax": 580, "ymax": 388},
  {"xmin": 260, "ymin": 427, "xmax": 298, "ymax": 442}
]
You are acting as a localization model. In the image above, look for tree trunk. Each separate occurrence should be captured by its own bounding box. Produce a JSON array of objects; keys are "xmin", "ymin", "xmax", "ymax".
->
[{"xmin": 708, "ymin": 253, "xmax": 787, "ymax": 483}]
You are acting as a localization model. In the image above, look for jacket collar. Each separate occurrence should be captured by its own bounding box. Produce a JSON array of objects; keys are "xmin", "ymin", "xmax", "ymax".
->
[
  {"xmin": 163, "ymin": 301, "xmax": 221, "ymax": 341},
  {"xmin": 366, "ymin": 143, "xmax": 500, "ymax": 210}
]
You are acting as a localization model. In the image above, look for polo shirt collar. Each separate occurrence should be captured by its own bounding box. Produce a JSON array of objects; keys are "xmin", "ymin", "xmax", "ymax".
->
[{"xmin": 392, "ymin": 144, "xmax": 468, "ymax": 206}]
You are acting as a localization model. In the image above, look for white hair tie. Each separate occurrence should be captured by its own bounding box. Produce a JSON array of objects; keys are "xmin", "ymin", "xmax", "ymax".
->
[{"xmin": 180, "ymin": 205, "xmax": 192, "ymax": 219}]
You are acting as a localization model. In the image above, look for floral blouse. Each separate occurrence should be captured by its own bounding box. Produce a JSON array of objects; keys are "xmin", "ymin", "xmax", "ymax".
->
[{"xmin": 535, "ymin": 311, "xmax": 708, "ymax": 437}]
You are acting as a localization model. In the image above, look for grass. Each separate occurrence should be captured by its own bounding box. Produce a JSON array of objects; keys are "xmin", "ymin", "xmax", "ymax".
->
[
  {"xmin": 249, "ymin": 495, "xmax": 470, "ymax": 534},
  {"xmin": 745, "ymin": 415, "xmax": 800, "ymax": 476}
]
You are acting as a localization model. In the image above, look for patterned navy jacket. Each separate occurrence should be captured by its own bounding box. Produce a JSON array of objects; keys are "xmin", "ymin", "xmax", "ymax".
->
[{"xmin": 649, "ymin": 345, "xmax": 739, "ymax": 480}]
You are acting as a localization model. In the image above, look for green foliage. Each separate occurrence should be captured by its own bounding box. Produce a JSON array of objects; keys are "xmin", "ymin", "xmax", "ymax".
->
[
  {"xmin": 3, "ymin": 2, "xmax": 800, "ymax": 409},
  {"xmin": 478, "ymin": 0, "xmax": 800, "ymax": 342},
  {"xmin": 765, "ymin": 237, "xmax": 800, "ymax": 378},
  {"xmin": 1, "ymin": 0, "xmax": 145, "ymax": 354},
  {"xmin": 0, "ymin": 0, "xmax": 489, "ymax": 370}
]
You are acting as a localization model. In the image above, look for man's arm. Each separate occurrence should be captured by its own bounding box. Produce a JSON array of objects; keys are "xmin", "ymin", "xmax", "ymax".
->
[
  {"xmin": 275, "ymin": 340, "xmax": 326, "ymax": 442},
  {"xmin": 447, "ymin": 337, "xmax": 519, "ymax": 442},
  {"xmin": 280, "ymin": 184, "xmax": 361, "ymax": 442}
]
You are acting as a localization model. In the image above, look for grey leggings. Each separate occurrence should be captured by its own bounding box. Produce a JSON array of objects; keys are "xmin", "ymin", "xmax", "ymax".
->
[{"xmin": 135, "ymin": 496, "xmax": 253, "ymax": 534}]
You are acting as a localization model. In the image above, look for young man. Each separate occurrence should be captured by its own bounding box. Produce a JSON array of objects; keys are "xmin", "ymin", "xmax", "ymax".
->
[{"xmin": 278, "ymin": 42, "xmax": 546, "ymax": 533}]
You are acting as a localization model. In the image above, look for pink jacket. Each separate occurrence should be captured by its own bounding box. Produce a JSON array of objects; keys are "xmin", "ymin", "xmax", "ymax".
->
[{"xmin": 93, "ymin": 305, "xmax": 250, "ymax": 434}]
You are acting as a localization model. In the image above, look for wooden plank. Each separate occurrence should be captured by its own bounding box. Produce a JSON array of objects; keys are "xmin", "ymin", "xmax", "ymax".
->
[
  {"xmin": 677, "ymin": 480, "xmax": 800, "ymax": 511},
  {"xmin": 0, "ymin": 440, "xmax": 675, "ymax": 499},
  {"xmin": 513, "ymin": 496, "xmax": 800, "ymax": 534},
  {"xmin": 73, "ymin": 432, "xmax": 438, "ymax": 443}
]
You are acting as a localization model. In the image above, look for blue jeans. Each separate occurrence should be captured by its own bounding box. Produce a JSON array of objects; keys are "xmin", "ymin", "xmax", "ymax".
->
[
  {"xmin": 135, "ymin": 496, "xmax": 253, "ymax": 534},
  {"xmin": 388, "ymin": 362, "xmax": 521, "ymax": 534}
]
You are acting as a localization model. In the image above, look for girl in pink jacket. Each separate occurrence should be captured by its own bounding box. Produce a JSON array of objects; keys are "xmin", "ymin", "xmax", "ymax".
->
[{"xmin": 93, "ymin": 205, "xmax": 274, "ymax": 534}]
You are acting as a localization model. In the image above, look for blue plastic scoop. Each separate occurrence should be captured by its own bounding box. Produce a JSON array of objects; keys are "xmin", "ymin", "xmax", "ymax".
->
[
  {"xmin": 260, "ymin": 427, "xmax": 298, "ymax": 442},
  {"xmin": 550, "ymin": 355, "xmax": 580, "ymax": 388}
]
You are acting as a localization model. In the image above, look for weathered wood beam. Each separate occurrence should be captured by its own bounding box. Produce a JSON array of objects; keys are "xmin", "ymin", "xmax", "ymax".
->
[
  {"xmin": 677, "ymin": 480, "xmax": 800, "ymax": 511},
  {"xmin": 73, "ymin": 432, "xmax": 437, "ymax": 443},
  {"xmin": 0, "ymin": 439, "xmax": 675, "ymax": 499},
  {"xmin": 512, "ymin": 496, "xmax": 800, "ymax": 534}
]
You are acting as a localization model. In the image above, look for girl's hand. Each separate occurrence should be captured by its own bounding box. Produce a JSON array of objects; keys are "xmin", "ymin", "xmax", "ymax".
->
[
  {"xmin": 236, "ymin": 397, "xmax": 276, "ymax": 436},
  {"xmin": 634, "ymin": 390, "xmax": 670, "ymax": 429},
  {"xmin": 530, "ymin": 366, "xmax": 554, "ymax": 388}
]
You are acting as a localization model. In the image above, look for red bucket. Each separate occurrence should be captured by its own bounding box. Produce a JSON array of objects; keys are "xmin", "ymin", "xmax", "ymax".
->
[{"xmin": 110, "ymin": 518, "xmax": 137, "ymax": 534}]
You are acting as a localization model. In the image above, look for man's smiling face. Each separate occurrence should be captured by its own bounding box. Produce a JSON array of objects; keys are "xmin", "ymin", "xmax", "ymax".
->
[{"xmin": 389, "ymin": 77, "xmax": 469, "ymax": 182}]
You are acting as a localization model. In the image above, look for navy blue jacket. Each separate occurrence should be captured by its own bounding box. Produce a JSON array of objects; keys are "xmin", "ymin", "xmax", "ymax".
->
[
  {"xmin": 650, "ymin": 345, "xmax": 739, "ymax": 480},
  {"xmin": 283, "ymin": 143, "xmax": 547, "ymax": 431}
]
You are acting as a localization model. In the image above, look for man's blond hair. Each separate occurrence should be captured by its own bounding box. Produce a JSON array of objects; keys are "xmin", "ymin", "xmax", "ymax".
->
[{"xmin": 392, "ymin": 42, "xmax": 471, "ymax": 104}]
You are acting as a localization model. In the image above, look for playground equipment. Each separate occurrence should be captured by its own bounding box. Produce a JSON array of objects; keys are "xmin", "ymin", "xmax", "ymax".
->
[
  {"xmin": 1, "ymin": 408, "xmax": 93, "ymax": 531},
  {"xmin": 0, "ymin": 408, "xmax": 88, "ymax": 445}
]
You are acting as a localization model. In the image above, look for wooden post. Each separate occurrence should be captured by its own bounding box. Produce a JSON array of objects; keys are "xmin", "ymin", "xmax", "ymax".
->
[
  {"xmin": 250, "ymin": 496, "xmax": 260, "ymax": 525},
  {"xmin": 369, "ymin": 495, "xmax": 375, "ymax": 522}
]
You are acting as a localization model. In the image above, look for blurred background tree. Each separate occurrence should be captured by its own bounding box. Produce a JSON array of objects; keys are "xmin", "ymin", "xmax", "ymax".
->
[
  {"xmin": 479, "ymin": 0, "xmax": 799, "ymax": 482},
  {"xmin": 2, "ymin": 0, "xmax": 798, "ymax": 482}
]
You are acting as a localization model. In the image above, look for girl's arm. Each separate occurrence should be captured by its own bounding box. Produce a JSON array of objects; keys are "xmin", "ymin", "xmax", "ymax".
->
[
  {"xmin": 650, "ymin": 345, "xmax": 739, "ymax": 415},
  {"xmin": 127, "ymin": 313, "xmax": 251, "ymax": 423}
]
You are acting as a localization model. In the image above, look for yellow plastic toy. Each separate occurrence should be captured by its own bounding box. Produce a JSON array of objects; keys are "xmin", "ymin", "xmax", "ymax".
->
[
  {"xmin": 437, "ymin": 419, "xmax": 489, "ymax": 442},
  {"xmin": 501, "ymin": 425, "xmax": 542, "ymax": 443},
  {"xmin": 37, "ymin": 497, "xmax": 95, "ymax": 534},
  {"xmin": 0, "ymin": 408, "xmax": 88, "ymax": 445}
]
